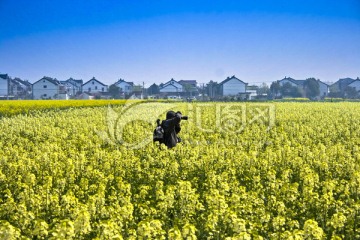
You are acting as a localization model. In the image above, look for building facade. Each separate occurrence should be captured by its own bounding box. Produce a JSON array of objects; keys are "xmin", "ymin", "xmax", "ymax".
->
[
  {"xmin": 32, "ymin": 77, "xmax": 65, "ymax": 99},
  {"xmin": 0, "ymin": 74, "xmax": 9, "ymax": 97},
  {"xmin": 219, "ymin": 76, "xmax": 247, "ymax": 96},
  {"xmin": 82, "ymin": 77, "xmax": 108, "ymax": 93},
  {"xmin": 115, "ymin": 79, "xmax": 133, "ymax": 94}
]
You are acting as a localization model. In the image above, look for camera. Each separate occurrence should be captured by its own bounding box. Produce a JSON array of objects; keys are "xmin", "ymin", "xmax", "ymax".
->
[{"xmin": 176, "ymin": 111, "xmax": 188, "ymax": 120}]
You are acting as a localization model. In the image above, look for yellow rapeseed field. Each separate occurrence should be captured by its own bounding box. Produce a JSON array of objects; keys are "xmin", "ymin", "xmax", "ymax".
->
[{"xmin": 0, "ymin": 101, "xmax": 359, "ymax": 239}]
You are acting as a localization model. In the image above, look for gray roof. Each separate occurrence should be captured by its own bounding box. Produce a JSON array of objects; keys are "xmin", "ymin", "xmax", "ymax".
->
[
  {"xmin": 331, "ymin": 78, "xmax": 358, "ymax": 91},
  {"xmin": 278, "ymin": 77, "xmax": 329, "ymax": 87},
  {"xmin": 279, "ymin": 77, "xmax": 305, "ymax": 86},
  {"xmin": 32, "ymin": 76, "xmax": 61, "ymax": 86},
  {"xmin": 12, "ymin": 78, "xmax": 31, "ymax": 86},
  {"xmin": 0, "ymin": 74, "xmax": 9, "ymax": 80},
  {"xmin": 115, "ymin": 79, "xmax": 134, "ymax": 86},
  {"xmin": 178, "ymin": 80, "xmax": 197, "ymax": 86},
  {"xmin": 219, "ymin": 75, "xmax": 247, "ymax": 85},
  {"xmin": 82, "ymin": 77, "xmax": 108, "ymax": 87}
]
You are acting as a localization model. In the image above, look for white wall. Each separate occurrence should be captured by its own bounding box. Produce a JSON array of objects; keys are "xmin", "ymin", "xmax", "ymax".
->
[
  {"xmin": 32, "ymin": 80, "xmax": 59, "ymax": 99},
  {"xmin": 318, "ymin": 81, "xmax": 329, "ymax": 97},
  {"xmin": 116, "ymin": 82, "xmax": 133, "ymax": 93},
  {"xmin": 83, "ymin": 80, "xmax": 108, "ymax": 93},
  {"xmin": 0, "ymin": 77, "xmax": 8, "ymax": 96},
  {"xmin": 67, "ymin": 80, "xmax": 82, "ymax": 95},
  {"xmin": 160, "ymin": 82, "xmax": 183, "ymax": 93},
  {"xmin": 160, "ymin": 80, "xmax": 183, "ymax": 93},
  {"xmin": 349, "ymin": 80, "xmax": 360, "ymax": 91},
  {"xmin": 160, "ymin": 84, "xmax": 182, "ymax": 93},
  {"xmin": 222, "ymin": 78, "xmax": 246, "ymax": 96}
]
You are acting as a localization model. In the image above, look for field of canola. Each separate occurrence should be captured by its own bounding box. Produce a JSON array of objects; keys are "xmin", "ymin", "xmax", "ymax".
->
[
  {"xmin": 0, "ymin": 99, "xmax": 132, "ymax": 118},
  {"xmin": 0, "ymin": 101, "xmax": 360, "ymax": 239}
]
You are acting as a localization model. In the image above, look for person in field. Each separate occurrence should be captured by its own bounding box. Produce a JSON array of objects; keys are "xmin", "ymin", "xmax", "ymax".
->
[{"xmin": 161, "ymin": 110, "xmax": 183, "ymax": 148}]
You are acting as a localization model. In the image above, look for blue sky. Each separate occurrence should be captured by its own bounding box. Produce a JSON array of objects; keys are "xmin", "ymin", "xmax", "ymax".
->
[{"xmin": 1, "ymin": 0, "xmax": 359, "ymax": 86}]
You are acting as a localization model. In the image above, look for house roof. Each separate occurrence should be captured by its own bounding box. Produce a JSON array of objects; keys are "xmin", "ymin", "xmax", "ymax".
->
[
  {"xmin": 67, "ymin": 78, "xmax": 83, "ymax": 85},
  {"xmin": 82, "ymin": 77, "xmax": 108, "ymax": 87},
  {"xmin": 0, "ymin": 74, "xmax": 9, "ymax": 80},
  {"xmin": 12, "ymin": 78, "xmax": 31, "ymax": 87},
  {"xmin": 348, "ymin": 79, "xmax": 360, "ymax": 86},
  {"xmin": 32, "ymin": 76, "xmax": 61, "ymax": 86},
  {"xmin": 160, "ymin": 78, "xmax": 183, "ymax": 89},
  {"xmin": 178, "ymin": 80, "xmax": 197, "ymax": 86},
  {"xmin": 10, "ymin": 78, "xmax": 24, "ymax": 88},
  {"xmin": 278, "ymin": 77, "xmax": 305, "ymax": 86},
  {"xmin": 317, "ymin": 79, "xmax": 330, "ymax": 86},
  {"xmin": 331, "ymin": 77, "xmax": 357, "ymax": 91},
  {"xmin": 115, "ymin": 78, "xmax": 134, "ymax": 86},
  {"xmin": 278, "ymin": 77, "xmax": 329, "ymax": 87},
  {"xmin": 159, "ymin": 83, "xmax": 182, "ymax": 90},
  {"xmin": 219, "ymin": 75, "xmax": 247, "ymax": 85},
  {"xmin": 148, "ymin": 83, "xmax": 159, "ymax": 88},
  {"xmin": 60, "ymin": 78, "xmax": 83, "ymax": 88}
]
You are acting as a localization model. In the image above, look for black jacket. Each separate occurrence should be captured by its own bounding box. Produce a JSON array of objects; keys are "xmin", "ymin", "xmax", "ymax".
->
[{"xmin": 161, "ymin": 113, "xmax": 182, "ymax": 148}]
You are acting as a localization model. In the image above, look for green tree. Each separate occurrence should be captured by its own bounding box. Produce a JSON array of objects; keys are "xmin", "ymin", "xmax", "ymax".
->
[
  {"xmin": 344, "ymin": 86, "xmax": 358, "ymax": 99},
  {"xmin": 280, "ymin": 82, "xmax": 293, "ymax": 97},
  {"xmin": 147, "ymin": 84, "xmax": 159, "ymax": 95},
  {"xmin": 108, "ymin": 84, "xmax": 120, "ymax": 99},
  {"xmin": 206, "ymin": 81, "xmax": 218, "ymax": 99},
  {"xmin": 280, "ymin": 83, "xmax": 303, "ymax": 98},
  {"xmin": 270, "ymin": 81, "xmax": 281, "ymax": 98},
  {"xmin": 183, "ymin": 83, "xmax": 193, "ymax": 97},
  {"xmin": 258, "ymin": 83, "xmax": 270, "ymax": 95},
  {"xmin": 304, "ymin": 78, "xmax": 320, "ymax": 99}
]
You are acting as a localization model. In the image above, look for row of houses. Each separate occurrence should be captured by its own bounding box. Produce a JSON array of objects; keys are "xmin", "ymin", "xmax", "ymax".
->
[
  {"xmin": 275, "ymin": 76, "xmax": 360, "ymax": 99},
  {"xmin": 0, "ymin": 73, "xmax": 359, "ymax": 100},
  {"xmin": 0, "ymin": 75, "xmax": 110, "ymax": 99},
  {"xmin": 0, "ymin": 74, "xmax": 246, "ymax": 100}
]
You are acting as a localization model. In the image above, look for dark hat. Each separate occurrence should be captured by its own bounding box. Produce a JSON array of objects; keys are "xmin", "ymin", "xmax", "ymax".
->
[{"xmin": 166, "ymin": 110, "xmax": 176, "ymax": 119}]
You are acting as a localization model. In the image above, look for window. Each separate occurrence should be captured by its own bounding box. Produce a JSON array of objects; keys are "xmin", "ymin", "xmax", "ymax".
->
[
  {"xmin": 88, "ymin": 87, "xmax": 91, "ymax": 92},
  {"xmin": 92, "ymin": 81, "xmax": 95, "ymax": 85},
  {"xmin": 102, "ymin": 87, "xmax": 104, "ymax": 91},
  {"xmin": 43, "ymin": 85, "xmax": 47, "ymax": 88},
  {"xmin": 43, "ymin": 94, "xmax": 47, "ymax": 97},
  {"xmin": 95, "ymin": 86, "xmax": 98, "ymax": 90}
]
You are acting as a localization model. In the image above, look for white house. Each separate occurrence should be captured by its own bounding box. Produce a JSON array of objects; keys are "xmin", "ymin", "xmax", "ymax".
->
[
  {"xmin": 61, "ymin": 78, "xmax": 83, "ymax": 97},
  {"xmin": 278, "ymin": 77, "xmax": 303, "ymax": 87},
  {"xmin": 114, "ymin": 79, "xmax": 133, "ymax": 94},
  {"xmin": 32, "ymin": 77, "xmax": 66, "ymax": 99},
  {"xmin": 348, "ymin": 78, "xmax": 360, "ymax": 91},
  {"xmin": 159, "ymin": 78, "xmax": 184, "ymax": 94},
  {"xmin": 0, "ymin": 74, "xmax": 9, "ymax": 97},
  {"xmin": 330, "ymin": 78, "xmax": 357, "ymax": 93},
  {"xmin": 178, "ymin": 80, "xmax": 198, "ymax": 96},
  {"xmin": 246, "ymin": 90, "xmax": 258, "ymax": 100},
  {"xmin": 178, "ymin": 80, "xmax": 197, "ymax": 88},
  {"xmin": 82, "ymin": 77, "xmax": 108, "ymax": 93},
  {"xmin": 318, "ymin": 80, "xmax": 329, "ymax": 98},
  {"xmin": 277, "ymin": 77, "xmax": 329, "ymax": 98},
  {"xmin": 9, "ymin": 78, "xmax": 32, "ymax": 99},
  {"xmin": 219, "ymin": 76, "xmax": 247, "ymax": 96}
]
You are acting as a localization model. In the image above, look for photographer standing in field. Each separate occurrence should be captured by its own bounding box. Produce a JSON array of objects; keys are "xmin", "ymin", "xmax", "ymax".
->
[{"xmin": 161, "ymin": 110, "xmax": 187, "ymax": 148}]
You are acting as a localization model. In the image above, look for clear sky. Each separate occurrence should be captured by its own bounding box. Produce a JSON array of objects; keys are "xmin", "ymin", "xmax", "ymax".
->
[{"xmin": 1, "ymin": 0, "xmax": 359, "ymax": 86}]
